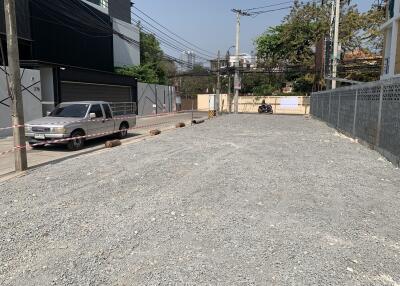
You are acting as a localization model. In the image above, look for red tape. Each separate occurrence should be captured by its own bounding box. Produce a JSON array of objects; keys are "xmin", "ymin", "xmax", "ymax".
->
[
  {"xmin": 0, "ymin": 109, "xmax": 209, "ymax": 131},
  {"xmin": 0, "ymin": 119, "xmax": 178, "ymax": 157}
]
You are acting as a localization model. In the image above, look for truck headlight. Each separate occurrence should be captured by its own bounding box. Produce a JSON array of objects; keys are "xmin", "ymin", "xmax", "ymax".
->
[
  {"xmin": 52, "ymin": 127, "xmax": 66, "ymax": 134},
  {"xmin": 25, "ymin": 126, "xmax": 32, "ymax": 132}
]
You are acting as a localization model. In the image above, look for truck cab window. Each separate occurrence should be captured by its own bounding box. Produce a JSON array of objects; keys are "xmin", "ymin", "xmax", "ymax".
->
[
  {"xmin": 89, "ymin": 104, "xmax": 103, "ymax": 118},
  {"xmin": 102, "ymin": 104, "xmax": 112, "ymax": 119}
]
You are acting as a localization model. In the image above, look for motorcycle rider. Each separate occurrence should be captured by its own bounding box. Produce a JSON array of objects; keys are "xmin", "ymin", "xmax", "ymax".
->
[{"xmin": 261, "ymin": 99, "xmax": 266, "ymax": 106}]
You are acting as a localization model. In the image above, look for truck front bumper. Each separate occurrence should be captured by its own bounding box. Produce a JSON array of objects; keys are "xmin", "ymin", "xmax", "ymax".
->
[{"xmin": 26, "ymin": 133, "xmax": 69, "ymax": 144}]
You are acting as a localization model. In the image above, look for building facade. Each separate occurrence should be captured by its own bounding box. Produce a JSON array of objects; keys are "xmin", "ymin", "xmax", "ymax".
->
[
  {"xmin": 381, "ymin": 0, "xmax": 400, "ymax": 79},
  {"xmin": 0, "ymin": 0, "xmax": 141, "ymax": 136}
]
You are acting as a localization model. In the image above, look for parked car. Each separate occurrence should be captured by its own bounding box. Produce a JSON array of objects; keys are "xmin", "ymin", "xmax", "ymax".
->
[{"xmin": 25, "ymin": 101, "xmax": 136, "ymax": 150}]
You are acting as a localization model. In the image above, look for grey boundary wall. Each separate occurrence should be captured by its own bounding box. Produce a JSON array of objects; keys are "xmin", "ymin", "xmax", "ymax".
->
[{"xmin": 311, "ymin": 77, "xmax": 400, "ymax": 167}]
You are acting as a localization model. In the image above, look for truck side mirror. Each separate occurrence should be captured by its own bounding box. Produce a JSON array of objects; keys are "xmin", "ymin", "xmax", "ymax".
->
[{"xmin": 89, "ymin": 113, "xmax": 96, "ymax": 119}]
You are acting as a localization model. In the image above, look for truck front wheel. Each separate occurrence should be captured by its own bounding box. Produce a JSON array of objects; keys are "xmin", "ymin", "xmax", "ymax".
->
[{"xmin": 67, "ymin": 130, "xmax": 85, "ymax": 151}]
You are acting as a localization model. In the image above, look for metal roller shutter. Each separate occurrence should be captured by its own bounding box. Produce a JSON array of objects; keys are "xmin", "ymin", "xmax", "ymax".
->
[{"xmin": 60, "ymin": 82, "xmax": 132, "ymax": 103}]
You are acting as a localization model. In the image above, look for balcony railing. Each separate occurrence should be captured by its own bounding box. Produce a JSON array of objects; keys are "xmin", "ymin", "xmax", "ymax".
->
[{"xmin": 86, "ymin": 0, "xmax": 108, "ymax": 8}]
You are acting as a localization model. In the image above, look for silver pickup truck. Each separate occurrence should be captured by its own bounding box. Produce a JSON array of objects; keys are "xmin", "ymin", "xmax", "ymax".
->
[{"xmin": 25, "ymin": 101, "xmax": 136, "ymax": 150}]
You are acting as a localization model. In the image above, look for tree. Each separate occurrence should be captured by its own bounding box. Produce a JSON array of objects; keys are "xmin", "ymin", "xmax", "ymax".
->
[
  {"xmin": 180, "ymin": 65, "xmax": 214, "ymax": 97},
  {"xmin": 140, "ymin": 32, "xmax": 163, "ymax": 65},
  {"xmin": 255, "ymin": 2, "xmax": 385, "ymax": 92},
  {"xmin": 115, "ymin": 64, "xmax": 159, "ymax": 84},
  {"xmin": 116, "ymin": 29, "xmax": 177, "ymax": 85}
]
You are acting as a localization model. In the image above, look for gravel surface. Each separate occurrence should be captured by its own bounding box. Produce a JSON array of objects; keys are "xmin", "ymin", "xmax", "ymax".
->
[{"xmin": 1, "ymin": 114, "xmax": 400, "ymax": 285}]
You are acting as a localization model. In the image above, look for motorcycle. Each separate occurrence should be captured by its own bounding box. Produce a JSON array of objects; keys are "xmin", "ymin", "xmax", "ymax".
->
[{"xmin": 258, "ymin": 103, "xmax": 273, "ymax": 114}]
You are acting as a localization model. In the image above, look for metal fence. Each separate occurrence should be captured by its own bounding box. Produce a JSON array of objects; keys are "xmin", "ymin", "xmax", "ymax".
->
[
  {"xmin": 110, "ymin": 102, "xmax": 137, "ymax": 116},
  {"xmin": 311, "ymin": 77, "xmax": 400, "ymax": 166}
]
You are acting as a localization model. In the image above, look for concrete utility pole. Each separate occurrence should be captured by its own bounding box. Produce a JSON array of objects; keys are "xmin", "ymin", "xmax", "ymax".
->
[
  {"xmin": 332, "ymin": 0, "xmax": 341, "ymax": 89},
  {"xmin": 216, "ymin": 50, "xmax": 221, "ymax": 113},
  {"xmin": 234, "ymin": 11, "xmax": 240, "ymax": 114},
  {"xmin": 231, "ymin": 10, "xmax": 248, "ymax": 114},
  {"xmin": 231, "ymin": 9, "xmax": 251, "ymax": 113},
  {"xmin": 4, "ymin": 0, "xmax": 28, "ymax": 171}
]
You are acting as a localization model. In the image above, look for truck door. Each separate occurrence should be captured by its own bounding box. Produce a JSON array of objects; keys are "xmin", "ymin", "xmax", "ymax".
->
[
  {"xmin": 87, "ymin": 104, "xmax": 105, "ymax": 137},
  {"xmin": 102, "ymin": 104, "xmax": 115, "ymax": 135}
]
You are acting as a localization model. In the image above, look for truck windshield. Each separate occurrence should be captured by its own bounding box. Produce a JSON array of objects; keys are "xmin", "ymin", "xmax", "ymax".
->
[{"xmin": 49, "ymin": 104, "xmax": 89, "ymax": 118}]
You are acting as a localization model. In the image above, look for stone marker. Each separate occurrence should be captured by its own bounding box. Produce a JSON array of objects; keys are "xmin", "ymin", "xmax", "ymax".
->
[
  {"xmin": 150, "ymin": 129, "xmax": 161, "ymax": 136},
  {"xmin": 105, "ymin": 140, "xmax": 121, "ymax": 148}
]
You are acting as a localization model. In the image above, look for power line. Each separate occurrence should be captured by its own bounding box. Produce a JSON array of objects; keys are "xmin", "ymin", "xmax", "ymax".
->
[
  {"xmin": 244, "ymin": 1, "xmax": 293, "ymax": 11},
  {"xmin": 132, "ymin": 12, "xmax": 212, "ymax": 61},
  {"xmin": 134, "ymin": 6, "xmax": 216, "ymax": 58},
  {"xmin": 251, "ymin": 6, "xmax": 293, "ymax": 16}
]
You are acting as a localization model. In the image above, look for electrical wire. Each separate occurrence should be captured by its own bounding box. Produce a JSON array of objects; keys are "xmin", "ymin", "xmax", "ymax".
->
[
  {"xmin": 134, "ymin": 6, "xmax": 216, "ymax": 58},
  {"xmin": 244, "ymin": 1, "xmax": 294, "ymax": 11},
  {"xmin": 132, "ymin": 13, "xmax": 212, "ymax": 61}
]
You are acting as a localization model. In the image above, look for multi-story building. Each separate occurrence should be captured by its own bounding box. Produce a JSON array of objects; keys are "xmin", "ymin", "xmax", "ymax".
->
[
  {"xmin": 210, "ymin": 53, "xmax": 257, "ymax": 72},
  {"xmin": 381, "ymin": 0, "xmax": 400, "ymax": 78},
  {"xmin": 0, "ymin": 0, "xmax": 141, "ymax": 134},
  {"xmin": 179, "ymin": 51, "xmax": 196, "ymax": 71}
]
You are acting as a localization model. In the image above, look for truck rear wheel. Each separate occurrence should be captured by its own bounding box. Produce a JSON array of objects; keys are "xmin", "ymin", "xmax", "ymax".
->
[
  {"xmin": 67, "ymin": 130, "xmax": 85, "ymax": 151},
  {"xmin": 117, "ymin": 122, "xmax": 129, "ymax": 139}
]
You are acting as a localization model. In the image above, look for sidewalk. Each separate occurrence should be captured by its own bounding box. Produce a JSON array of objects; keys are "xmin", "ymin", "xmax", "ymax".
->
[{"xmin": 0, "ymin": 112, "xmax": 206, "ymax": 178}]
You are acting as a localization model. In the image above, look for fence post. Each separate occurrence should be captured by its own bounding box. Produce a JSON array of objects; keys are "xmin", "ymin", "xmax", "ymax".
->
[
  {"xmin": 328, "ymin": 93, "xmax": 331, "ymax": 121},
  {"xmin": 191, "ymin": 97, "xmax": 194, "ymax": 126},
  {"xmin": 376, "ymin": 83, "xmax": 384, "ymax": 147},
  {"xmin": 352, "ymin": 89, "xmax": 358, "ymax": 137},
  {"xmin": 336, "ymin": 92, "xmax": 341, "ymax": 128}
]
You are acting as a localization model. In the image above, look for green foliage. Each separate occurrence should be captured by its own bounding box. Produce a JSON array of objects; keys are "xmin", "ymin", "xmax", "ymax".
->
[
  {"xmin": 116, "ymin": 30, "xmax": 177, "ymax": 85},
  {"xmin": 253, "ymin": 84, "xmax": 275, "ymax": 96},
  {"xmin": 293, "ymin": 74, "xmax": 315, "ymax": 93},
  {"xmin": 254, "ymin": 2, "xmax": 385, "ymax": 92},
  {"xmin": 140, "ymin": 32, "xmax": 163, "ymax": 65},
  {"xmin": 256, "ymin": 3, "xmax": 331, "ymax": 67},
  {"xmin": 241, "ymin": 73, "xmax": 284, "ymax": 94},
  {"xmin": 180, "ymin": 65, "xmax": 214, "ymax": 96},
  {"xmin": 115, "ymin": 64, "xmax": 160, "ymax": 84}
]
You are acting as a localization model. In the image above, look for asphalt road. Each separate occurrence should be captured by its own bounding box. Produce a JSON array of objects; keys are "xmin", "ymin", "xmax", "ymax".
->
[
  {"xmin": 1, "ymin": 114, "xmax": 399, "ymax": 285},
  {"xmin": 0, "ymin": 112, "xmax": 205, "ymax": 177}
]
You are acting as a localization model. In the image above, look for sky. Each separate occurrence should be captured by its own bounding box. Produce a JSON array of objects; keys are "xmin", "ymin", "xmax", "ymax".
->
[{"xmin": 133, "ymin": 0, "xmax": 376, "ymax": 61}]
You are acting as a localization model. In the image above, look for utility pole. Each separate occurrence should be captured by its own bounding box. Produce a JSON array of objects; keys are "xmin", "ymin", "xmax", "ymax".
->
[
  {"xmin": 233, "ymin": 10, "xmax": 241, "ymax": 114},
  {"xmin": 332, "ymin": 0, "xmax": 341, "ymax": 89},
  {"xmin": 231, "ymin": 9, "xmax": 250, "ymax": 113},
  {"xmin": 216, "ymin": 50, "xmax": 221, "ymax": 113},
  {"xmin": 4, "ymin": 0, "xmax": 28, "ymax": 171}
]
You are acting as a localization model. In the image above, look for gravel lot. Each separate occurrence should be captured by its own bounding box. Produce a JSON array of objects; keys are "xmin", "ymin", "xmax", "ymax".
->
[{"xmin": 1, "ymin": 114, "xmax": 400, "ymax": 285}]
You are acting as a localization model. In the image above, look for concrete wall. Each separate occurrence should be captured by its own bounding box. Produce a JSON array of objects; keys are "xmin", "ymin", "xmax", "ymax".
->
[
  {"xmin": 0, "ymin": 68, "xmax": 42, "ymax": 138},
  {"xmin": 137, "ymin": 82, "xmax": 176, "ymax": 116},
  {"xmin": 113, "ymin": 19, "xmax": 140, "ymax": 67},
  {"xmin": 40, "ymin": 68, "xmax": 55, "ymax": 116},
  {"xmin": 311, "ymin": 78, "xmax": 400, "ymax": 166},
  {"xmin": 197, "ymin": 94, "xmax": 310, "ymax": 115}
]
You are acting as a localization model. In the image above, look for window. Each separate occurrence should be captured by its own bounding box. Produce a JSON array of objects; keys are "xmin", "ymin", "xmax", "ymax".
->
[
  {"xmin": 49, "ymin": 104, "xmax": 89, "ymax": 118},
  {"xmin": 89, "ymin": 104, "xmax": 103, "ymax": 118},
  {"xmin": 102, "ymin": 104, "xmax": 113, "ymax": 119},
  {"xmin": 86, "ymin": 0, "xmax": 108, "ymax": 8}
]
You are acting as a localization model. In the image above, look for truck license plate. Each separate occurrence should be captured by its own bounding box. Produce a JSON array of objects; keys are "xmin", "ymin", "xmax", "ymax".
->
[{"xmin": 34, "ymin": 134, "xmax": 45, "ymax": 140}]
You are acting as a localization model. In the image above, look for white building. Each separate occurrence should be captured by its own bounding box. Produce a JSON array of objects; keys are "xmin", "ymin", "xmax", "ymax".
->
[
  {"xmin": 229, "ymin": 53, "xmax": 257, "ymax": 69},
  {"xmin": 179, "ymin": 51, "xmax": 196, "ymax": 71},
  {"xmin": 381, "ymin": 0, "xmax": 400, "ymax": 79}
]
